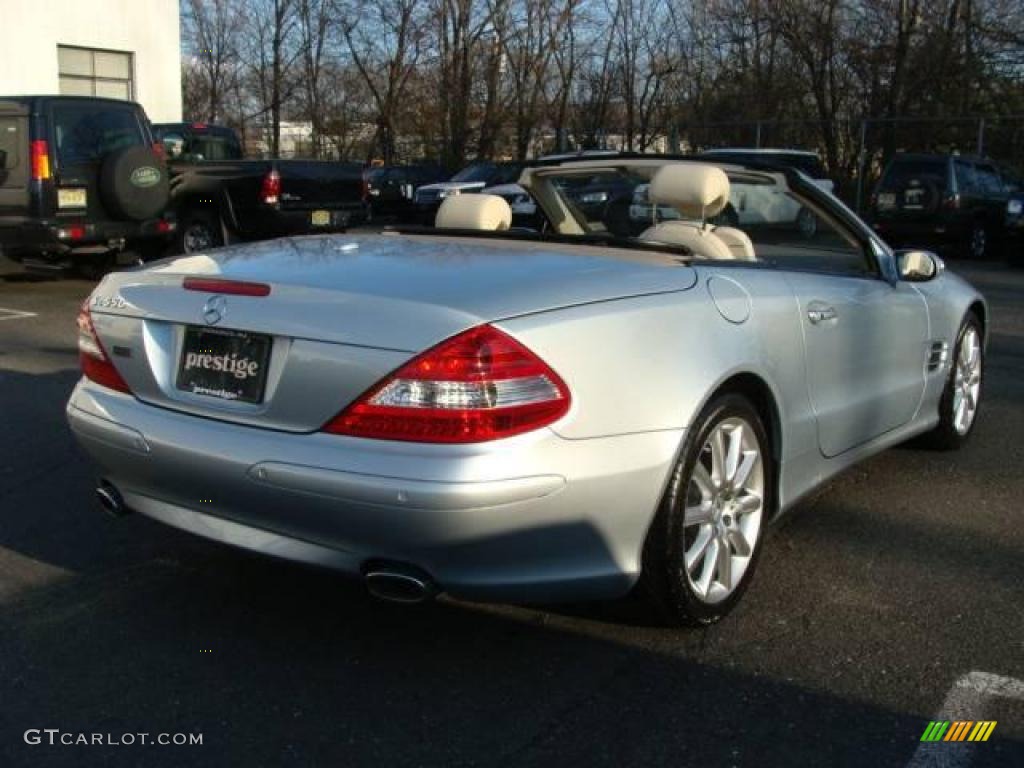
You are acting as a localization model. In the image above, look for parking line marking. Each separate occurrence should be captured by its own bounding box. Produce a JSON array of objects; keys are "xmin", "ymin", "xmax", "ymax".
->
[
  {"xmin": 0, "ymin": 307, "xmax": 38, "ymax": 321},
  {"xmin": 906, "ymin": 671, "xmax": 1024, "ymax": 767}
]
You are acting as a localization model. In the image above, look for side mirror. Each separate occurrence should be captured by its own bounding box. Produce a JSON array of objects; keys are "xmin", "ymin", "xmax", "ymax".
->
[{"xmin": 896, "ymin": 249, "xmax": 943, "ymax": 282}]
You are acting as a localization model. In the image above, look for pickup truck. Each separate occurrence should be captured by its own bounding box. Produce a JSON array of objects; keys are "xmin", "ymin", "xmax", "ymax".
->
[
  {"xmin": 0, "ymin": 95, "xmax": 175, "ymax": 272},
  {"xmin": 153, "ymin": 123, "xmax": 369, "ymax": 254}
]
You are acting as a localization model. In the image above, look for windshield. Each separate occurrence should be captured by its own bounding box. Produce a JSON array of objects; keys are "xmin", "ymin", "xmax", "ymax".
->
[
  {"xmin": 706, "ymin": 152, "xmax": 827, "ymax": 179},
  {"xmin": 879, "ymin": 158, "xmax": 948, "ymax": 192},
  {"xmin": 533, "ymin": 162, "xmax": 870, "ymax": 274},
  {"xmin": 451, "ymin": 163, "xmax": 497, "ymax": 183}
]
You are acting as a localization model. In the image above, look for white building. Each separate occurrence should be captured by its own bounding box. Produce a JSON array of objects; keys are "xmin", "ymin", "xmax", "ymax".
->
[{"xmin": 0, "ymin": 0, "xmax": 181, "ymax": 122}]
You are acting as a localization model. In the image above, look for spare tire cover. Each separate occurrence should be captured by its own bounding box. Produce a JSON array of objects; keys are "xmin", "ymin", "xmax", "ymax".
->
[{"xmin": 99, "ymin": 146, "xmax": 170, "ymax": 221}]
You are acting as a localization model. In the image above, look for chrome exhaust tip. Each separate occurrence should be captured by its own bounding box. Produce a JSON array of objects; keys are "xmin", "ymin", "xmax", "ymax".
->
[
  {"xmin": 96, "ymin": 480, "xmax": 129, "ymax": 518},
  {"xmin": 364, "ymin": 567, "xmax": 438, "ymax": 604}
]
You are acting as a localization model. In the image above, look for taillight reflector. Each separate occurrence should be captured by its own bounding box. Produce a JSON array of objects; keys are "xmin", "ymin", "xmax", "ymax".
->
[
  {"xmin": 31, "ymin": 140, "xmax": 51, "ymax": 181},
  {"xmin": 77, "ymin": 301, "xmax": 131, "ymax": 393},
  {"xmin": 322, "ymin": 325, "xmax": 570, "ymax": 443},
  {"xmin": 260, "ymin": 169, "xmax": 281, "ymax": 205},
  {"xmin": 183, "ymin": 277, "xmax": 271, "ymax": 296}
]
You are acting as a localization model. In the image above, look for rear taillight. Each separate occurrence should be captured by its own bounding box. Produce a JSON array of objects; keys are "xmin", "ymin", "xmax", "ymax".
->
[
  {"xmin": 943, "ymin": 193, "xmax": 961, "ymax": 210},
  {"xmin": 260, "ymin": 170, "xmax": 281, "ymax": 205},
  {"xmin": 31, "ymin": 140, "xmax": 51, "ymax": 181},
  {"xmin": 77, "ymin": 301, "xmax": 131, "ymax": 394},
  {"xmin": 323, "ymin": 324, "xmax": 570, "ymax": 443},
  {"xmin": 152, "ymin": 141, "xmax": 166, "ymax": 162}
]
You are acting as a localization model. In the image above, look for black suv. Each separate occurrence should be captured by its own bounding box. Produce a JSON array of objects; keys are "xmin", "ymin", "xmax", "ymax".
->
[
  {"xmin": 0, "ymin": 96, "xmax": 174, "ymax": 270},
  {"xmin": 366, "ymin": 164, "xmax": 449, "ymax": 220},
  {"xmin": 869, "ymin": 153, "xmax": 1009, "ymax": 259}
]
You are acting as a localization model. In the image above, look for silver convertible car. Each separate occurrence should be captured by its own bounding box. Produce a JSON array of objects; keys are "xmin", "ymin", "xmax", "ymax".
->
[{"xmin": 67, "ymin": 155, "xmax": 986, "ymax": 625}]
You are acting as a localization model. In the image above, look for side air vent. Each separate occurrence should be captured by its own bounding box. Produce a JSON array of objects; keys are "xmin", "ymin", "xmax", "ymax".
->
[{"xmin": 927, "ymin": 341, "xmax": 949, "ymax": 372}]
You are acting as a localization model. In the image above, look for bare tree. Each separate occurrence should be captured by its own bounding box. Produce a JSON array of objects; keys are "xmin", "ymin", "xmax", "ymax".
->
[
  {"xmin": 342, "ymin": 0, "xmax": 426, "ymax": 163},
  {"xmin": 182, "ymin": 0, "xmax": 244, "ymax": 122}
]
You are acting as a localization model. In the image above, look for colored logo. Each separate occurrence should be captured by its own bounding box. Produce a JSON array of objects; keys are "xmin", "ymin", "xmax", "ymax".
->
[
  {"xmin": 130, "ymin": 166, "xmax": 162, "ymax": 188},
  {"xmin": 920, "ymin": 721, "xmax": 997, "ymax": 742}
]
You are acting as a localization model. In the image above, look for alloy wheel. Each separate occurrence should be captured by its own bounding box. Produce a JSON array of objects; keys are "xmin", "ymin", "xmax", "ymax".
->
[
  {"xmin": 970, "ymin": 226, "xmax": 987, "ymax": 259},
  {"xmin": 682, "ymin": 417, "xmax": 765, "ymax": 604},
  {"xmin": 952, "ymin": 326, "xmax": 982, "ymax": 435}
]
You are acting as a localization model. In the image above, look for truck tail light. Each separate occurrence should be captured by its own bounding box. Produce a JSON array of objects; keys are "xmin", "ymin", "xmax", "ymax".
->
[
  {"xmin": 77, "ymin": 301, "xmax": 131, "ymax": 394},
  {"xmin": 31, "ymin": 140, "xmax": 51, "ymax": 181},
  {"xmin": 322, "ymin": 324, "xmax": 570, "ymax": 443},
  {"xmin": 260, "ymin": 169, "xmax": 281, "ymax": 205}
]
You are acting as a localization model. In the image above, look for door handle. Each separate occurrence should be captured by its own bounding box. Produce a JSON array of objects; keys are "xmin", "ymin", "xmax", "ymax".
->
[{"xmin": 807, "ymin": 305, "xmax": 837, "ymax": 324}]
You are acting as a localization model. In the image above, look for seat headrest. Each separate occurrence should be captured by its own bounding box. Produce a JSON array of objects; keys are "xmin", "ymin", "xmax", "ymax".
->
[
  {"xmin": 648, "ymin": 164, "xmax": 730, "ymax": 219},
  {"xmin": 435, "ymin": 194, "xmax": 512, "ymax": 231}
]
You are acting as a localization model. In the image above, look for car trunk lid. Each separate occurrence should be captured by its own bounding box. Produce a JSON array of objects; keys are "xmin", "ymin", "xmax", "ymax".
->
[{"xmin": 86, "ymin": 233, "xmax": 697, "ymax": 431}]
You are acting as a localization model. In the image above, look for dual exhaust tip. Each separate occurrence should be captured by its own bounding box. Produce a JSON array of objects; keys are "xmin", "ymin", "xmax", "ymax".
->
[
  {"xmin": 96, "ymin": 479, "xmax": 130, "ymax": 518},
  {"xmin": 364, "ymin": 567, "xmax": 438, "ymax": 604},
  {"xmin": 95, "ymin": 479, "xmax": 438, "ymax": 604}
]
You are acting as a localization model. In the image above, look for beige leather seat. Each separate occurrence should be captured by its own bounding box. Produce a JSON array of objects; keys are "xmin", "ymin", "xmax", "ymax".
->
[
  {"xmin": 435, "ymin": 194, "xmax": 512, "ymax": 231},
  {"xmin": 639, "ymin": 164, "xmax": 755, "ymax": 261}
]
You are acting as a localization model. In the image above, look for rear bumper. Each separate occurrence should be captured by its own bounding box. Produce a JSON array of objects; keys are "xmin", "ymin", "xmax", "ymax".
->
[
  {"xmin": 240, "ymin": 204, "xmax": 369, "ymax": 239},
  {"xmin": 0, "ymin": 216, "xmax": 175, "ymax": 258},
  {"xmin": 66, "ymin": 379, "xmax": 682, "ymax": 602}
]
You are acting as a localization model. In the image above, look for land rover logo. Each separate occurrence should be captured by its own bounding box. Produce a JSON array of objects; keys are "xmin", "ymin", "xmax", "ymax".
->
[
  {"xmin": 130, "ymin": 166, "xmax": 161, "ymax": 188},
  {"xmin": 202, "ymin": 295, "xmax": 227, "ymax": 326}
]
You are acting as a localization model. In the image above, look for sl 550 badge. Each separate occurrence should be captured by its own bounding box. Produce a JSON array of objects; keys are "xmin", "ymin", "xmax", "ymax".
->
[{"xmin": 91, "ymin": 295, "xmax": 127, "ymax": 310}]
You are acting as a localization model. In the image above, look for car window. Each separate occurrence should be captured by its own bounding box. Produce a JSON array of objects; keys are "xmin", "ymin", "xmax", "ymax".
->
[
  {"xmin": 0, "ymin": 116, "xmax": 21, "ymax": 174},
  {"xmin": 451, "ymin": 163, "xmax": 496, "ymax": 183},
  {"xmin": 731, "ymin": 180, "xmax": 869, "ymax": 276},
  {"xmin": 954, "ymin": 160, "xmax": 976, "ymax": 193},
  {"xmin": 544, "ymin": 166, "xmax": 871, "ymax": 275},
  {"xmin": 52, "ymin": 104, "xmax": 145, "ymax": 165},
  {"xmin": 880, "ymin": 158, "xmax": 949, "ymax": 194},
  {"xmin": 185, "ymin": 132, "xmax": 242, "ymax": 161},
  {"xmin": 491, "ymin": 165, "xmax": 523, "ymax": 185},
  {"xmin": 975, "ymin": 165, "xmax": 1003, "ymax": 195}
]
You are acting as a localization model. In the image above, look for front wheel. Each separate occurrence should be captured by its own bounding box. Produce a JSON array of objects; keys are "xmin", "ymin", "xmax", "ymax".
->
[
  {"xmin": 641, "ymin": 393, "xmax": 772, "ymax": 626},
  {"xmin": 926, "ymin": 314, "xmax": 984, "ymax": 449}
]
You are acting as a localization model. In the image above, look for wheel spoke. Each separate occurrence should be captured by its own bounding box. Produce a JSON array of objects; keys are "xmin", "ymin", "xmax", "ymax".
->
[
  {"xmin": 734, "ymin": 491, "xmax": 762, "ymax": 516},
  {"xmin": 691, "ymin": 463, "xmax": 715, "ymax": 500},
  {"xmin": 724, "ymin": 425, "xmax": 743, "ymax": 485},
  {"xmin": 732, "ymin": 450, "xmax": 757, "ymax": 490},
  {"xmin": 684, "ymin": 502, "xmax": 713, "ymax": 527},
  {"xmin": 696, "ymin": 538, "xmax": 718, "ymax": 595},
  {"xmin": 716, "ymin": 536, "xmax": 732, "ymax": 590},
  {"xmin": 709, "ymin": 428, "xmax": 727, "ymax": 487},
  {"xmin": 686, "ymin": 527, "xmax": 713, "ymax": 572},
  {"xmin": 727, "ymin": 528, "xmax": 751, "ymax": 557}
]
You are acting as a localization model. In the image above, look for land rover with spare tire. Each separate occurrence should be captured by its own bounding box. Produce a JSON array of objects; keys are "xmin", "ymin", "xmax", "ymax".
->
[{"xmin": 0, "ymin": 95, "xmax": 175, "ymax": 273}]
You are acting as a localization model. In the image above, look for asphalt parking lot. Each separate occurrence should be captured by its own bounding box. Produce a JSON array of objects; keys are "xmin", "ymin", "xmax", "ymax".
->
[{"xmin": 0, "ymin": 253, "xmax": 1021, "ymax": 768}]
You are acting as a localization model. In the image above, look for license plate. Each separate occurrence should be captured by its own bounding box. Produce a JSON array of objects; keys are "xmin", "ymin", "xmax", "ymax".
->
[
  {"xmin": 311, "ymin": 209, "xmax": 330, "ymax": 227},
  {"xmin": 58, "ymin": 188, "xmax": 87, "ymax": 209},
  {"xmin": 175, "ymin": 326, "xmax": 272, "ymax": 404},
  {"xmin": 877, "ymin": 193, "xmax": 896, "ymax": 211}
]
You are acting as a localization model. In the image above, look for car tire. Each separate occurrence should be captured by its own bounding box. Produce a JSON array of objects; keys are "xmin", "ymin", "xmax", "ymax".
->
[
  {"xmin": 925, "ymin": 313, "xmax": 984, "ymax": 450},
  {"xmin": 640, "ymin": 393, "xmax": 772, "ymax": 626},
  {"xmin": 175, "ymin": 210, "xmax": 223, "ymax": 254},
  {"xmin": 797, "ymin": 207, "xmax": 818, "ymax": 238},
  {"xmin": 967, "ymin": 221, "xmax": 989, "ymax": 260}
]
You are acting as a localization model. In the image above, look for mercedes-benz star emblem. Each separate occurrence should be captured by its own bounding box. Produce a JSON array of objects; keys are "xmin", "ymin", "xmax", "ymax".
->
[{"xmin": 202, "ymin": 295, "xmax": 227, "ymax": 326}]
